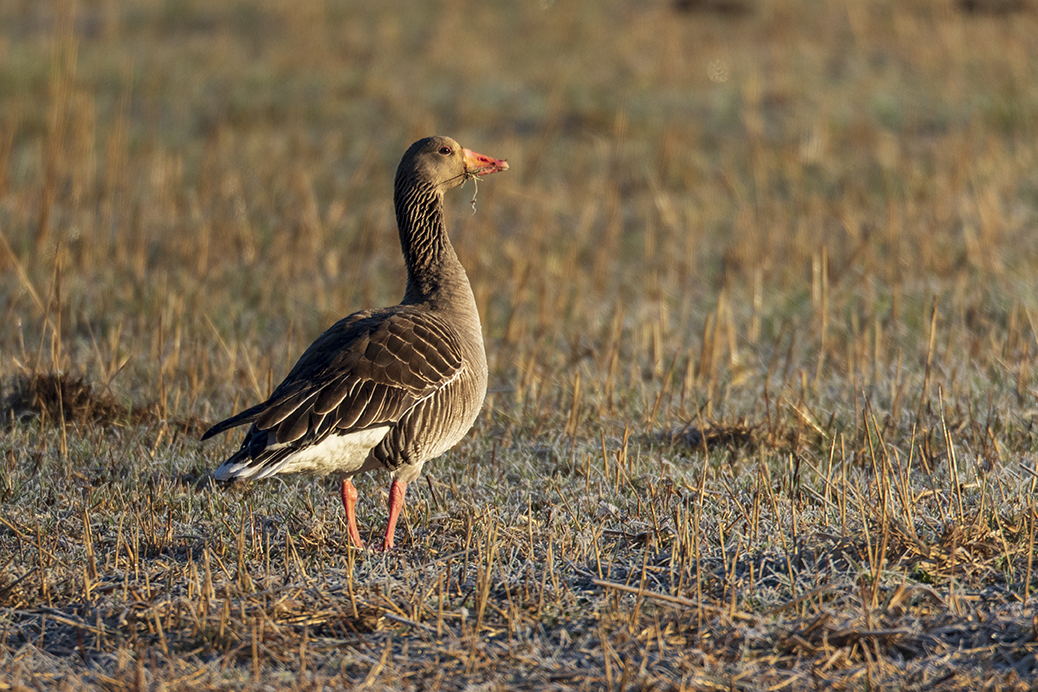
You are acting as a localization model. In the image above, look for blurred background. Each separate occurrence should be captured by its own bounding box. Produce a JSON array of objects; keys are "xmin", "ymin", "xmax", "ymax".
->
[{"xmin": 1, "ymin": 0, "xmax": 1037, "ymax": 431}]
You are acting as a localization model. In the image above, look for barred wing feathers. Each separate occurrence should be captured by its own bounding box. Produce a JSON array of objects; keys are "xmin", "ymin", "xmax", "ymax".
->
[{"xmin": 204, "ymin": 308, "xmax": 466, "ymax": 480}]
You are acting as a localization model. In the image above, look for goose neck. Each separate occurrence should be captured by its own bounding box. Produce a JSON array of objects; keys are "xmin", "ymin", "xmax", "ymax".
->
[{"xmin": 394, "ymin": 180, "xmax": 463, "ymax": 305}]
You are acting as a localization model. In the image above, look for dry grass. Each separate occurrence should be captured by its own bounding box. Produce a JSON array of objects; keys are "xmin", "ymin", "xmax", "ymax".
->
[{"xmin": 2, "ymin": 0, "xmax": 1038, "ymax": 689}]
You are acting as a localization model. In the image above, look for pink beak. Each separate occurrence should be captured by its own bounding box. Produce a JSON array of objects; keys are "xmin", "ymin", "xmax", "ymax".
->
[{"xmin": 463, "ymin": 148, "xmax": 509, "ymax": 176}]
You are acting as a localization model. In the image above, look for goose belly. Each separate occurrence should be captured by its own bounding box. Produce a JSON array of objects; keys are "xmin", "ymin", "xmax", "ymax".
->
[
  {"xmin": 410, "ymin": 366, "xmax": 487, "ymax": 464},
  {"xmin": 267, "ymin": 426, "xmax": 391, "ymax": 477}
]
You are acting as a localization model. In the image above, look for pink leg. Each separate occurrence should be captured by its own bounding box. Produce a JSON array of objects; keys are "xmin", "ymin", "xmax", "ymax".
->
[
  {"xmin": 381, "ymin": 479, "xmax": 408, "ymax": 551},
  {"xmin": 340, "ymin": 479, "xmax": 365, "ymax": 549}
]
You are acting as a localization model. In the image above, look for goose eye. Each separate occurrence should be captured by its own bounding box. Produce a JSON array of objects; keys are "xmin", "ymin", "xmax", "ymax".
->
[{"xmin": 438, "ymin": 146, "xmax": 452, "ymax": 155}]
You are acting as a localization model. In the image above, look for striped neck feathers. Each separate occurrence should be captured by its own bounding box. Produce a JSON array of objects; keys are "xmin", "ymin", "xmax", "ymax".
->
[{"xmin": 394, "ymin": 177, "xmax": 466, "ymax": 306}]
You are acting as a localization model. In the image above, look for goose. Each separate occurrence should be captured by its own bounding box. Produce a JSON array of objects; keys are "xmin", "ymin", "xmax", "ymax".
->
[{"xmin": 203, "ymin": 136, "xmax": 507, "ymax": 550}]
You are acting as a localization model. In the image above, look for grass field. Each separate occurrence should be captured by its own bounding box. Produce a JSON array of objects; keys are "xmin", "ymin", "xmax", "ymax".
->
[{"xmin": 3, "ymin": 0, "xmax": 1038, "ymax": 689}]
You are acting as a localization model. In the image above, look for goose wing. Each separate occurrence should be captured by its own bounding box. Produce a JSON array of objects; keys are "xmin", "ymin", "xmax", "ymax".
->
[{"xmin": 204, "ymin": 308, "xmax": 465, "ymax": 476}]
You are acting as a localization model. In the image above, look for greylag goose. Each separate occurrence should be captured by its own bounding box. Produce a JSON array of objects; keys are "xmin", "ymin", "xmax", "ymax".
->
[{"xmin": 203, "ymin": 136, "xmax": 508, "ymax": 550}]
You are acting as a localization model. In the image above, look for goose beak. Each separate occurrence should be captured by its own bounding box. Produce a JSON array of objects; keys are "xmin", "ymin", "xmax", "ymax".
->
[{"xmin": 463, "ymin": 148, "xmax": 509, "ymax": 177}]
